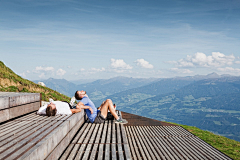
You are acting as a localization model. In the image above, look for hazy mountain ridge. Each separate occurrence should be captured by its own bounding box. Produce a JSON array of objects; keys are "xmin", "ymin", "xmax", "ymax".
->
[
  {"xmin": 35, "ymin": 76, "xmax": 158, "ymax": 98},
  {"xmin": 120, "ymin": 77, "xmax": 240, "ymax": 141},
  {"xmin": 33, "ymin": 78, "xmax": 78, "ymax": 97}
]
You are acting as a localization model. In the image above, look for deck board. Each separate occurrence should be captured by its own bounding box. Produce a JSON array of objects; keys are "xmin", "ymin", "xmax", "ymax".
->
[
  {"xmin": 126, "ymin": 126, "xmax": 232, "ymax": 160},
  {"xmin": 60, "ymin": 113, "xmax": 132, "ymax": 160}
]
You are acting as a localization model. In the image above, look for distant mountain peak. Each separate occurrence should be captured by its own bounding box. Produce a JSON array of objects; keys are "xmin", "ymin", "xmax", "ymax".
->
[{"xmin": 206, "ymin": 72, "xmax": 220, "ymax": 78}]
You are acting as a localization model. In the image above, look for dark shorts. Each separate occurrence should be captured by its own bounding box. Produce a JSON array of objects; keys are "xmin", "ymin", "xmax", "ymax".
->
[{"xmin": 94, "ymin": 111, "xmax": 106, "ymax": 123}]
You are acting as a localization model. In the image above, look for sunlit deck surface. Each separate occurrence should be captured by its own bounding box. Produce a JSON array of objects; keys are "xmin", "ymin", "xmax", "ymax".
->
[
  {"xmin": 60, "ymin": 111, "xmax": 232, "ymax": 160},
  {"xmin": 0, "ymin": 92, "xmax": 232, "ymax": 160}
]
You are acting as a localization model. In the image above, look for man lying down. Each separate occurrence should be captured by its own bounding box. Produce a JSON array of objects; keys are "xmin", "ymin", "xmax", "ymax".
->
[{"xmin": 37, "ymin": 100, "xmax": 75, "ymax": 116}]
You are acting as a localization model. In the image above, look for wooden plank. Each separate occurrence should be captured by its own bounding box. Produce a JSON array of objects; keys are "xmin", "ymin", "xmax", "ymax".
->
[
  {"xmin": 190, "ymin": 136, "xmax": 222, "ymax": 159},
  {"xmin": 191, "ymin": 136, "xmax": 231, "ymax": 159},
  {"xmin": 166, "ymin": 136, "xmax": 191, "ymax": 160},
  {"xmin": 141, "ymin": 126, "xmax": 167, "ymax": 160},
  {"xmin": 127, "ymin": 126, "xmax": 141, "ymax": 160},
  {"xmin": 1, "ymin": 120, "xmax": 63, "ymax": 160},
  {"xmin": 116, "ymin": 123, "xmax": 124, "ymax": 160},
  {"xmin": 120, "ymin": 124, "xmax": 131, "ymax": 160},
  {"xmin": 0, "ymin": 121, "xmax": 28, "ymax": 137},
  {"xmin": 98, "ymin": 121, "xmax": 108, "ymax": 160},
  {"xmin": 179, "ymin": 137, "xmax": 208, "ymax": 160},
  {"xmin": 82, "ymin": 124, "xmax": 100, "ymax": 160},
  {"xmin": 0, "ymin": 109, "xmax": 10, "ymax": 123},
  {"xmin": 137, "ymin": 126, "xmax": 159, "ymax": 160},
  {"xmin": 89, "ymin": 123, "xmax": 104, "ymax": 160},
  {"xmin": 175, "ymin": 126, "xmax": 193, "ymax": 136},
  {"xmin": 75, "ymin": 124, "xmax": 96, "ymax": 159},
  {"xmin": 0, "ymin": 120, "xmax": 51, "ymax": 153},
  {"xmin": 44, "ymin": 114, "xmax": 85, "ymax": 160},
  {"xmin": 0, "ymin": 96, "xmax": 9, "ymax": 110},
  {"xmin": 14, "ymin": 112, "xmax": 39, "ymax": 121},
  {"xmin": 135, "ymin": 126, "xmax": 155, "ymax": 160},
  {"xmin": 159, "ymin": 137, "xmax": 182, "ymax": 160},
  {"xmin": 0, "ymin": 121, "xmax": 39, "ymax": 143},
  {"xmin": 126, "ymin": 127, "xmax": 138, "ymax": 160},
  {"xmin": 72, "ymin": 123, "xmax": 88, "ymax": 143},
  {"xmin": 172, "ymin": 136, "xmax": 202, "ymax": 160},
  {"xmin": 150, "ymin": 126, "xmax": 178, "ymax": 159},
  {"xmin": 68, "ymin": 123, "xmax": 92, "ymax": 159},
  {"xmin": 131, "ymin": 126, "xmax": 147, "ymax": 160},
  {"xmin": 105, "ymin": 121, "xmax": 112, "ymax": 160},
  {"xmin": 111, "ymin": 121, "xmax": 117, "ymax": 160},
  {"xmin": 148, "ymin": 126, "xmax": 176, "ymax": 160},
  {"xmin": 59, "ymin": 144, "xmax": 75, "ymax": 160},
  {"xmin": 9, "ymin": 101, "xmax": 40, "ymax": 120},
  {"xmin": 5, "ymin": 120, "xmax": 64, "ymax": 160}
]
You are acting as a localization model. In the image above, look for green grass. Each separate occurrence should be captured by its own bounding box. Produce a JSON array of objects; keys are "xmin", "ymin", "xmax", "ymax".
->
[
  {"xmin": 0, "ymin": 61, "xmax": 70, "ymax": 102},
  {"xmin": 169, "ymin": 122, "xmax": 240, "ymax": 160}
]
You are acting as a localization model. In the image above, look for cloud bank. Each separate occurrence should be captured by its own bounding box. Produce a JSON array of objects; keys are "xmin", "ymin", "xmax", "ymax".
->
[
  {"xmin": 170, "ymin": 52, "xmax": 235, "ymax": 68},
  {"xmin": 136, "ymin": 59, "xmax": 154, "ymax": 69}
]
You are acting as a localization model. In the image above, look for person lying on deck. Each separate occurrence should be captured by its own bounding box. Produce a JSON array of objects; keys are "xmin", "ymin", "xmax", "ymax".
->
[
  {"xmin": 37, "ymin": 100, "xmax": 81, "ymax": 116},
  {"xmin": 74, "ymin": 90, "xmax": 127, "ymax": 124}
]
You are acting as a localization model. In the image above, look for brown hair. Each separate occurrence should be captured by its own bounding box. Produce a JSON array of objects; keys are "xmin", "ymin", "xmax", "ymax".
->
[
  {"xmin": 75, "ymin": 91, "xmax": 86, "ymax": 100},
  {"xmin": 46, "ymin": 105, "xmax": 57, "ymax": 116}
]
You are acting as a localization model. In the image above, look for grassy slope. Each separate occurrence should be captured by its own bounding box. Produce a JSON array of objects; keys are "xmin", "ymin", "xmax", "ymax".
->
[
  {"xmin": 169, "ymin": 122, "xmax": 240, "ymax": 160},
  {"xmin": 0, "ymin": 61, "xmax": 70, "ymax": 102}
]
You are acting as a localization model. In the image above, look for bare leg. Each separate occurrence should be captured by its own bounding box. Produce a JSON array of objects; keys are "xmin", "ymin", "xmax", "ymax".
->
[{"xmin": 99, "ymin": 99, "xmax": 119, "ymax": 119}]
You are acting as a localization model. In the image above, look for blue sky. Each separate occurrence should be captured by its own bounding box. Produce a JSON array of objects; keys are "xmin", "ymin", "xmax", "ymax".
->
[{"xmin": 1, "ymin": 0, "xmax": 240, "ymax": 81}]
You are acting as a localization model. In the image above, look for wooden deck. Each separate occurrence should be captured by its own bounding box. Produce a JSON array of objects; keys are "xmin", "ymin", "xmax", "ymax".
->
[
  {"xmin": 0, "ymin": 92, "xmax": 233, "ymax": 160},
  {"xmin": 126, "ymin": 126, "xmax": 231, "ymax": 160},
  {"xmin": 60, "ymin": 111, "xmax": 232, "ymax": 160}
]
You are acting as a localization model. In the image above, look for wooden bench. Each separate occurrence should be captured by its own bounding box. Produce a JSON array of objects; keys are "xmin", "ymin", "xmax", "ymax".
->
[
  {"xmin": 0, "ymin": 111, "xmax": 85, "ymax": 160},
  {"xmin": 0, "ymin": 92, "xmax": 86, "ymax": 160}
]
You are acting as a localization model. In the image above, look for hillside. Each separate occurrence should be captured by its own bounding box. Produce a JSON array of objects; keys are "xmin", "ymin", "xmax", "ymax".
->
[{"xmin": 0, "ymin": 61, "xmax": 70, "ymax": 102}]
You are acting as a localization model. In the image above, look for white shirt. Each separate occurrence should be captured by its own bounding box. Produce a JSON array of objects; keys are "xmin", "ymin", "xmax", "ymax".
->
[{"xmin": 37, "ymin": 101, "xmax": 72, "ymax": 115}]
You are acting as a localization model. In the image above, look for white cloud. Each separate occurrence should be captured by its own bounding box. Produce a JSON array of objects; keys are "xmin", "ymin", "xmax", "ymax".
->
[
  {"xmin": 171, "ymin": 52, "xmax": 235, "ymax": 68},
  {"xmin": 217, "ymin": 67, "xmax": 240, "ymax": 73},
  {"xmin": 170, "ymin": 68, "xmax": 193, "ymax": 74},
  {"xmin": 110, "ymin": 59, "xmax": 132, "ymax": 70},
  {"xmin": 235, "ymin": 61, "xmax": 240, "ymax": 64},
  {"xmin": 35, "ymin": 66, "xmax": 55, "ymax": 72},
  {"xmin": 80, "ymin": 68, "xmax": 85, "ymax": 71},
  {"xmin": 90, "ymin": 67, "xmax": 105, "ymax": 72},
  {"xmin": 39, "ymin": 73, "xmax": 45, "ymax": 78},
  {"xmin": 56, "ymin": 68, "xmax": 66, "ymax": 76},
  {"xmin": 135, "ymin": 59, "xmax": 154, "ymax": 69}
]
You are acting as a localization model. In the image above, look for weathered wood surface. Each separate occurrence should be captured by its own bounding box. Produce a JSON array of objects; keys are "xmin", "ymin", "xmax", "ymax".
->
[
  {"xmin": 0, "ymin": 110, "xmax": 85, "ymax": 160},
  {"xmin": 60, "ymin": 116, "xmax": 132, "ymax": 160},
  {"xmin": 0, "ymin": 92, "xmax": 41, "ymax": 123},
  {"xmin": 126, "ymin": 126, "xmax": 232, "ymax": 160}
]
